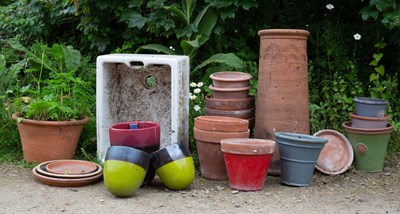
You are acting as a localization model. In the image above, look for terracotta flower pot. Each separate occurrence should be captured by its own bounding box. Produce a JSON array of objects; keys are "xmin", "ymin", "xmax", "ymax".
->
[
  {"xmin": 109, "ymin": 121, "xmax": 160, "ymax": 185},
  {"xmin": 194, "ymin": 126, "xmax": 250, "ymax": 180},
  {"xmin": 221, "ymin": 138, "xmax": 275, "ymax": 191},
  {"xmin": 151, "ymin": 143, "xmax": 195, "ymax": 190},
  {"xmin": 194, "ymin": 116, "xmax": 249, "ymax": 132},
  {"xmin": 205, "ymin": 107, "xmax": 254, "ymax": 119},
  {"xmin": 342, "ymin": 122, "xmax": 393, "ymax": 172},
  {"xmin": 12, "ymin": 113, "xmax": 88, "ymax": 163},
  {"xmin": 210, "ymin": 71, "xmax": 252, "ymax": 88},
  {"xmin": 205, "ymin": 95, "xmax": 255, "ymax": 110},
  {"xmin": 209, "ymin": 85, "xmax": 250, "ymax": 99},
  {"xmin": 104, "ymin": 146, "xmax": 150, "ymax": 197},
  {"xmin": 354, "ymin": 97, "xmax": 389, "ymax": 118},
  {"xmin": 255, "ymin": 29, "xmax": 311, "ymax": 175},
  {"xmin": 350, "ymin": 112, "xmax": 389, "ymax": 129}
]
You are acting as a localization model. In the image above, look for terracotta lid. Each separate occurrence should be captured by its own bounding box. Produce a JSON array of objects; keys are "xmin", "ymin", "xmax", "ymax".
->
[
  {"xmin": 193, "ymin": 127, "xmax": 250, "ymax": 143},
  {"xmin": 194, "ymin": 116, "xmax": 249, "ymax": 132},
  {"xmin": 313, "ymin": 129, "xmax": 354, "ymax": 175},
  {"xmin": 221, "ymin": 138, "xmax": 275, "ymax": 155}
]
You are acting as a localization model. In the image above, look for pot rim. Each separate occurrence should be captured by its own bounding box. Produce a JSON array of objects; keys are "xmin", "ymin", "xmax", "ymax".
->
[
  {"xmin": 354, "ymin": 97, "xmax": 389, "ymax": 105},
  {"xmin": 221, "ymin": 138, "xmax": 275, "ymax": 155},
  {"xmin": 258, "ymin": 29, "xmax": 310, "ymax": 38},
  {"xmin": 342, "ymin": 121, "xmax": 394, "ymax": 134},
  {"xmin": 194, "ymin": 127, "xmax": 250, "ymax": 143},
  {"xmin": 209, "ymin": 85, "xmax": 250, "ymax": 92},
  {"xmin": 205, "ymin": 107, "xmax": 254, "ymax": 114},
  {"xmin": 274, "ymin": 132, "xmax": 328, "ymax": 144},
  {"xmin": 349, "ymin": 112, "xmax": 390, "ymax": 121},
  {"xmin": 12, "ymin": 113, "xmax": 89, "ymax": 126},
  {"xmin": 110, "ymin": 121, "xmax": 160, "ymax": 132},
  {"xmin": 210, "ymin": 71, "xmax": 252, "ymax": 82},
  {"xmin": 205, "ymin": 95, "xmax": 255, "ymax": 102}
]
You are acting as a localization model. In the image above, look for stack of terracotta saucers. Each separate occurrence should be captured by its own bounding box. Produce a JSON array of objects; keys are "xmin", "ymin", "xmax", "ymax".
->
[
  {"xmin": 32, "ymin": 159, "xmax": 103, "ymax": 187},
  {"xmin": 206, "ymin": 71, "xmax": 255, "ymax": 129}
]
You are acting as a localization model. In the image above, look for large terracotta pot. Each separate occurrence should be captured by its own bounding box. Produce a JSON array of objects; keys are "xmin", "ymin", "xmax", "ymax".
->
[
  {"xmin": 12, "ymin": 113, "xmax": 88, "ymax": 163},
  {"xmin": 255, "ymin": 29, "xmax": 311, "ymax": 175}
]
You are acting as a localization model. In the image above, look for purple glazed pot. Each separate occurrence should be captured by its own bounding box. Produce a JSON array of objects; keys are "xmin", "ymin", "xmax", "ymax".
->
[{"xmin": 109, "ymin": 121, "xmax": 160, "ymax": 185}]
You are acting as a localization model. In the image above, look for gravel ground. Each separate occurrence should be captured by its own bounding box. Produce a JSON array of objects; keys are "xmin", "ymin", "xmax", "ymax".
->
[{"xmin": 0, "ymin": 163, "xmax": 399, "ymax": 214}]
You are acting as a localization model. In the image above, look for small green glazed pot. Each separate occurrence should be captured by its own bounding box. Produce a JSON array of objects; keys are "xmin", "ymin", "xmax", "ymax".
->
[
  {"xmin": 151, "ymin": 143, "xmax": 195, "ymax": 190},
  {"xmin": 104, "ymin": 146, "xmax": 150, "ymax": 197}
]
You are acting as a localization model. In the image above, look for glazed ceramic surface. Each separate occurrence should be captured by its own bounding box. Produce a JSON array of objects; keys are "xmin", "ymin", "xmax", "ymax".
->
[
  {"xmin": 210, "ymin": 71, "xmax": 252, "ymax": 88},
  {"xmin": 205, "ymin": 95, "xmax": 255, "ymax": 110},
  {"xmin": 255, "ymin": 29, "xmax": 311, "ymax": 175},
  {"xmin": 275, "ymin": 132, "xmax": 327, "ymax": 187},
  {"xmin": 109, "ymin": 121, "xmax": 160, "ymax": 185},
  {"xmin": 104, "ymin": 146, "xmax": 150, "ymax": 197},
  {"xmin": 350, "ymin": 112, "xmax": 389, "ymax": 129},
  {"xmin": 156, "ymin": 157, "xmax": 195, "ymax": 190},
  {"xmin": 354, "ymin": 97, "xmax": 389, "ymax": 117},
  {"xmin": 342, "ymin": 122, "xmax": 393, "ymax": 172}
]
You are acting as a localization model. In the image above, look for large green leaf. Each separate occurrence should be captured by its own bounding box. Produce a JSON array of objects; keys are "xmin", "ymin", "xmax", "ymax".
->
[
  {"xmin": 135, "ymin": 44, "xmax": 176, "ymax": 55},
  {"xmin": 372, "ymin": 53, "xmax": 383, "ymax": 63},
  {"xmin": 192, "ymin": 53, "xmax": 244, "ymax": 74},
  {"xmin": 165, "ymin": 5, "xmax": 188, "ymax": 25},
  {"xmin": 196, "ymin": 7, "xmax": 217, "ymax": 46},
  {"xmin": 62, "ymin": 45, "xmax": 81, "ymax": 71}
]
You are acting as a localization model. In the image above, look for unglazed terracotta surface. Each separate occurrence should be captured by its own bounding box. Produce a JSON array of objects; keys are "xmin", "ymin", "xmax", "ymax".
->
[
  {"xmin": 36, "ymin": 161, "xmax": 103, "ymax": 179},
  {"xmin": 210, "ymin": 71, "xmax": 252, "ymax": 88},
  {"xmin": 255, "ymin": 29, "xmax": 311, "ymax": 175},
  {"xmin": 194, "ymin": 116, "xmax": 249, "ymax": 132},
  {"xmin": 209, "ymin": 85, "xmax": 250, "ymax": 99},
  {"xmin": 196, "ymin": 140, "xmax": 228, "ymax": 180},
  {"xmin": 46, "ymin": 160, "xmax": 98, "ymax": 175},
  {"xmin": 313, "ymin": 129, "xmax": 353, "ymax": 175},
  {"xmin": 220, "ymin": 138, "xmax": 275, "ymax": 155},
  {"xmin": 12, "ymin": 113, "xmax": 88, "ymax": 163},
  {"xmin": 205, "ymin": 95, "xmax": 255, "ymax": 110},
  {"xmin": 205, "ymin": 107, "xmax": 254, "ymax": 119},
  {"xmin": 193, "ymin": 127, "xmax": 250, "ymax": 143}
]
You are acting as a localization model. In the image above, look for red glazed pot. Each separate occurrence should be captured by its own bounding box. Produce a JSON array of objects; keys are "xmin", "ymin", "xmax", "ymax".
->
[
  {"xmin": 194, "ymin": 116, "xmax": 249, "ymax": 132},
  {"xmin": 205, "ymin": 107, "xmax": 254, "ymax": 119},
  {"xmin": 210, "ymin": 71, "xmax": 252, "ymax": 88},
  {"xmin": 221, "ymin": 138, "xmax": 275, "ymax": 191},
  {"xmin": 109, "ymin": 121, "xmax": 160, "ymax": 185},
  {"xmin": 350, "ymin": 112, "xmax": 389, "ymax": 129},
  {"xmin": 205, "ymin": 95, "xmax": 255, "ymax": 110},
  {"xmin": 209, "ymin": 85, "xmax": 250, "ymax": 99}
]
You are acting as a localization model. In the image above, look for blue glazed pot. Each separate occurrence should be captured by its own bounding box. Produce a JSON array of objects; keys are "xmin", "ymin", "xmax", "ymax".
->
[
  {"xmin": 354, "ymin": 97, "xmax": 389, "ymax": 118},
  {"xmin": 274, "ymin": 132, "xmax": 328, "ymax": 187}
]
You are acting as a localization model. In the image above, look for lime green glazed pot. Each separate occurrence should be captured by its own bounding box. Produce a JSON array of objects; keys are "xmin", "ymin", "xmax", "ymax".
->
[
  {"xmin": 104, "ymin": 146, "xmax": 150, "ymax": 197},
  {"xmin": 151, "ymin": 143, "xmax": 195, "ymax": 190}
]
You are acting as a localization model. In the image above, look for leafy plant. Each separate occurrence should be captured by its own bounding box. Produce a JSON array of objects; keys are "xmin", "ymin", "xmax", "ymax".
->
[{"xmin": 6, "ymin": 38, "xmax": 93, "ymax": 121}]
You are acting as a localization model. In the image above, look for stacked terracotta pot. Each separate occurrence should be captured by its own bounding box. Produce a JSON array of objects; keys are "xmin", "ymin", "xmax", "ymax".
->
[
  {"xmin": 205, "ymin": 71, "xmax": 255, "ymax": 129},
  {"xmin": 193, "ymin": 116, "xmax": 250, "ymax": 180}
]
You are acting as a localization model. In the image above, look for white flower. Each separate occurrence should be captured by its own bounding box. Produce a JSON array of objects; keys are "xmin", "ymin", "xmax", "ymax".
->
[
  {"xmin": 326, "ymin": 4, "xmax": 334, "ymax": 10},
  {"xmin": 190, "ymin": 95, "xmax": 197, "ymax": 100},
  {"xmin": 197, "ymin": 82, "xmax": 204, "ymax": 87},
  {"xmin": 194, "ymin": 105, "xmax": 201, "ymax": 111},
  {"xmin": 353, "ymin": 33, "xmax": 361, "ymax": 40},
  {"xmin": 190, "ymin": 82, "xmax": 197, "ymax": 87},
  {"xmin": 193, "ymin": 88, "xmax": 201, "ymax": 94}
]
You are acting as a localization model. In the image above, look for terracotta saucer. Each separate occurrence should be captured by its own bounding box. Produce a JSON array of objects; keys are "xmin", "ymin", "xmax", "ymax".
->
[
  {"xmin": 32, "ymin": 167, "xmax": 103, "ymax": 187},
  {"xmin": 36, "ymin": 160, "xmax": 103, "ymax": 179},
  {"xmin": 46, "ymin": 160, "xmax": 98, "ymax": 175},
  {"xmin": 313, "ymin": 129, "xmax": 354, "ymax": 175}
]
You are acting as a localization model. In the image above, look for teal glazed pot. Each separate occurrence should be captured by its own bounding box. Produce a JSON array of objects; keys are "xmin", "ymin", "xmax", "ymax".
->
[
  {"xmin": 109, "ymin": 121, "xmax": 160, "ymax": 185},
  {"xmin": 354, "ymin": 97, "xmax": 389, "ymax": 118},
  {"xmin": 104, "ymin": 146, "xmax": 150, "ymax": 198},
  {"xmin": 342, "ymin": 122, "xmax": 393, "ymax": 172},
  {"xmin": 274, "ymin": 132, "xmax": 328, "ymax": 187},
  {"xmin": 151, "ymin": 143, "xmax": 195, "ymax": 190}
]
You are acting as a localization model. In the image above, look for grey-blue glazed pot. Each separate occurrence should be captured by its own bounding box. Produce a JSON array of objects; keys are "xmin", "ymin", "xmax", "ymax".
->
[
  {"xmin": 354, "ymin": 97, "xmax": 389, "ymax": 118},
  {"xmin": 274, "ymin": 132, "xmax": 328, "ymax": 187}
]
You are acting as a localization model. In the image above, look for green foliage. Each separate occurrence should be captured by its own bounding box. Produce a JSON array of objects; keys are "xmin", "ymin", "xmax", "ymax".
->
[
  {"xmin": 360, "ymin": 0, "xmax": 400, "ymax": 30},
  {"xmin": 5, "ymin": 38, "xmax": 93, "ymax": 121}
]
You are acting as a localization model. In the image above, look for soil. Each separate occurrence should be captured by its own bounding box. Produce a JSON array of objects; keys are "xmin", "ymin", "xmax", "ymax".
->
[{"xmin": 1, "ymin": 163, "xmax": 399, "ymax": 214}]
